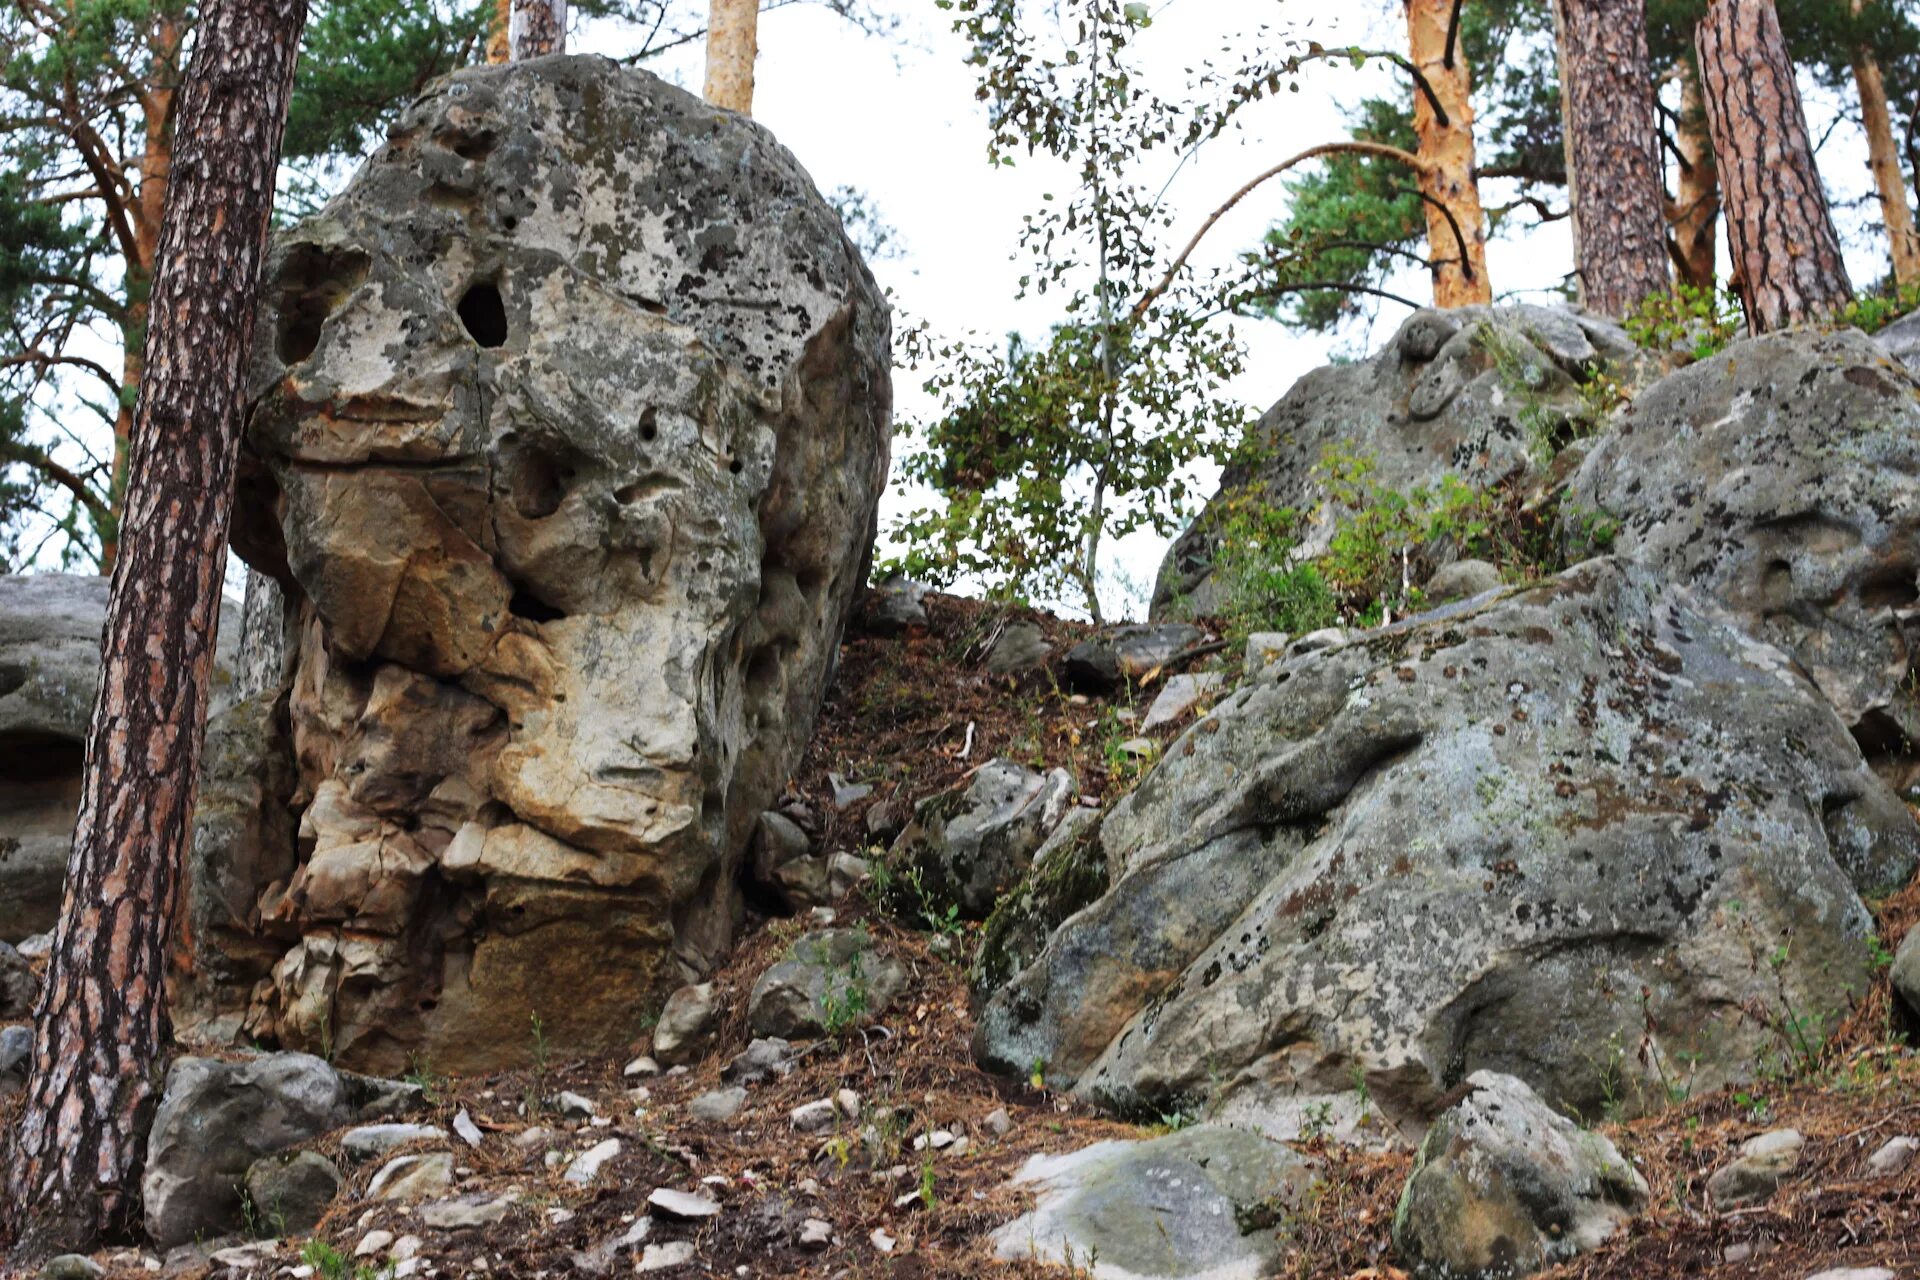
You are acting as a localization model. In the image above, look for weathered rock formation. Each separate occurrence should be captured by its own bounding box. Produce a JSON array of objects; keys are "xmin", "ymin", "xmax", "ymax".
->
[
  {"xmin": 1566, "ymin": 328, "xmax": 1920, "ymax": 797},
  {"xmin": 1153, "ymin": 304, "xmax": 1635, "ymax": 617},
  {"xmin": 977, "ymin": 559, "xmax": 1912, "ymax": 1136},
  {"xmin": 182, "ymin": 55, "xmax": 891, "ymax": 1074},
  {"xmin": 0, "ymin": 575, "xmax": 237, "ymax": 943}
]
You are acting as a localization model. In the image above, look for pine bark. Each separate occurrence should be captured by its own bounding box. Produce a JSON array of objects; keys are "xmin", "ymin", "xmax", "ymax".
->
[
  {"xmin": 1405, "ymin": 0, "xmax": 1491, "ymax": 307},
  {"xmin": 0, "ymin": 0, "xmax": 307, "ymax": 1258},
  {"xmin": 1667, "ymin": 60, "xmax": 1721, "ymax": 292},
  {"xmin": 1695, "ymin": 0, "xmax": 1852, "ymax": 330},
  {"xmin": 1851, "ymin": 0, "xmax": 1920, "ymax": 286},
  {"xmin": 509, "ymin": 0, "xmax": 565, "ymax": 58},
  {"xmin": 704, "ymin": 0, "xmax": 760, "ymax": 114},
  {"xmin": 487, "ymin": 0, "xmax": 511, "ymax": 63},
  {"xmin": 1552, "ymin": 0, "xmax": 1670, "ymax": 315}
]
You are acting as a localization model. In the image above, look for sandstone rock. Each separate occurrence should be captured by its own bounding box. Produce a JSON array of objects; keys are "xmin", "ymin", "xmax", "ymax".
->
[
  {"xmin": 1156, "ymin": 305, "xmax": 1632, "ymax": 617},
  {"xmin": 341, "ymin": 1123, "xmax": 449, "ymax": 1162},
  {"xmin": 182, "ymin": 54, "xmax": 890, "ymax": 1076},
  {"xmin": 978, "ymin": 559, "xmax": 1902, "ymax": 1132},
  {"xmin": 243, "ymin": 1151, "xmax": 343, "ymax": 1236},
  {"xmin": 652, "ymin": 983, "xmax": 719, "ymax": 1066},
  {"xmin": 564, "ymin": 1138, "xmax": 622, "ymax": 1186},
  {"xmin": 1567, "ymin": 327, "xmax": 1920, "ymax": 815},
  {"xmin": 1391, "ymin": 1072, "xmax": 1646, "ymax": 1279},
  {"xmin": 861, "ymin": 576, "xmax": 928, "ymax": 637},
  {"xmin": 1063, "ymin": 624, "xmax": 1205, "ymax": 692},
  {"xmin": 648, "ymin": 1187, "xmax": 721, "ymax": 1220},
  {"xmin": 369, "ymin": 1151, "xmax": 454, "ymax": 1203},
  {"xmin": 891, "ymin": 759, "xmax": 1076, "ymax": 920},
  {"xmin": 991, "ymin": 1125, "xmax": 1317, "ymax": 1279},
  {"xmin": 983, "ymin": 621, "xmax": 1051, "ymax": 675},
  {"xmin": 1141, "ymin": 672, "xmax": 1224, "ymax": 732},
  {"xmin": 421, "ymin": 1193, "xmax": 516, "ymax": 1230},
  {"xmin": 1707, "ymin": 1129, "xmax": 1805, "ymax": 1209},
  {"xmin": 749, "ymin": 929, "xmax": 907, "ymax": 1039},
  {"xmin": 0, "ymin": 575, "xmax": 238, "ymax": 942},
  {"xmin": 1425, "ymin": 557, "xmax": 1504, "ymax": 605},
  {"xmin": 690, "ymin": 1087, "xmax": 748, "ymax": 1123},
  {"xmin": 143, "ymin": 1053, "xmax": 364, "ymax": 1248}
]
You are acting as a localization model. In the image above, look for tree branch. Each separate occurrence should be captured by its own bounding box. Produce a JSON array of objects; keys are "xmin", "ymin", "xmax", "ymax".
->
[{"xmin": 0, "ymin": 439, "xmax": 111, "ymax": 522}]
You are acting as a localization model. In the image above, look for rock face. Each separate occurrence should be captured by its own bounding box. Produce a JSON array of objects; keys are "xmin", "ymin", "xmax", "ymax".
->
[
  {"xmin": 1391, "ymin": 1072, "xmax": 1646, "ymax": 1279},
  {"xmin": 0, "ymin": 575, "xmax": 238, "ymax": 942},
  {"xmin": 1566, "ymin": 329, "xmax": 1920, "ymax": 804},
  {"xmin": 182, "ymin": 55, "xmax": 891, "ymax": 1074},
  {"xmin": 748, "ymin": 929, "xmax": 907, "ymax": 1039},
  {"xmin": 990, "ymin": 1125, "xmax": 1317, "ymax": 1279},
  {"xmin": 1154, "ymin": 305, "xmax": 1633, "ymax": 618},
  {"xmin": 891, "ymin": 759, "xmax": 1076, "ymax": 920},
  {"xmin": 977, "ymin": 559, "xmax": 1905, "ymax": 1133}
]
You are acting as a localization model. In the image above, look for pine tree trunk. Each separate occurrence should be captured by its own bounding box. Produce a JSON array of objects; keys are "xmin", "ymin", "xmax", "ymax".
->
[
  {"xmin": 1852, "ymin": 0, "xmax": 1920, "ymax": 286},
  {"xmin": 1695, "ymin": 0, "xmax": 1852, "ymax": 330},
  {"xmin": 704, "ymin": 0, "xmax": 759, "ymax": 114},
  {"xmin": 1667, "ymin": 60, "xmax": 1721, "ymax": 292},
  {"xmin": 0, "ymin": 0, "xmax": 307, "ymax": 1258},
  {"xmin": 1552, "ymin": 0, "xmax": 1670, "ymax": 315},
  {"xmin": 1405, "ymin": 0, "xmax": 1491, "ymax": 307},
  {"xmin": 487, "ymin": 0, "xmax": 511, "ymax": 63},
  {"xmin": 509, "ymin": 0, "xmax": 564, "ymax": 58}
]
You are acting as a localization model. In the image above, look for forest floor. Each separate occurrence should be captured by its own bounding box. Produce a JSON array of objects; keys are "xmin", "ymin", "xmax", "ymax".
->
[{"xmin": 59, "ymin": 591, "xmax": 1920, "ymax": 1278}]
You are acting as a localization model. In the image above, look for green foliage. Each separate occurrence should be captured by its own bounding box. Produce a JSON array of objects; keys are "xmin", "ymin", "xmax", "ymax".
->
[
  {"xmin": 1623, "ymin": 284, "xmax": 1743, "ymax": 363},
  {"xmin": 1837, "ymin": 282, "xmax": 1920, "ymax": 335},
  {"xmin": 818, "ymin": 945, "xmax": 873, "ymax": 1037},
  {"xmin": 1205, "ymin": 495, "xmax": 1337, "ymax": 646},
  {"xmin": 302, "ymin": 1238, "xmax": 393, "ymax": 1280}
]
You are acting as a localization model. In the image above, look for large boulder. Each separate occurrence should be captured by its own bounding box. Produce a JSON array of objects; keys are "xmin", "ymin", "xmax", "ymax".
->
[
  {"xmin": 890, "ymin": 759, "xmax": 1077, "ymax": 920},
  {"xmin": 0, "ymin": 575, "xmax": 238, "ymax": 942},
  {"xmin": 1567, "ymin": 328, "xmax": 1920, "ymax": 804},
  {"xmin": 1154, "ymin": 305, "xmax": 1634, "ymax": 618},
  {"xmin": 180, "ymin": 55, "xmax": 891, "ymax": 1074},
  {"xmin": 977, "ymin": 559, "xmax": 1908, "ymax": 1135}
]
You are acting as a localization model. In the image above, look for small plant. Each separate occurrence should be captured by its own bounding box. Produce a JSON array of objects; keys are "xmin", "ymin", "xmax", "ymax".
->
[
  {"xmin": 301, "ymin": 1239, "xmax": 392, "ymax": 1280},
  {"xmin": 1624, "ymin": 284, "xmax": 1741, "ymax": 363},
  {"xmin": 403, "ymin": 1054, "xmax": 447, "ymax": 1105},
  {"xmin": 1155, "ymin": 1108, "xmax": 1193, "ymax": 1133},
  {"xmin": 1836, "ymin": 281, "xmax": 1920, "ymax": 335},
  {"xmin": 1029, "ymin": 1057, "xmax": 1048, "ymax": 1090},
  {"xmin": 1298, "ymin": 1100, "xmax": 1336, "ymax": 1141},
  {"xmin": 918, "ymin": 1155, "xmax": 939, "ymax": 1210},
  {"xmin": 1868, "ymin": 932, "xmax": 1898, "ymax": 971},
  {"xmin": 819, "ymin": 948, "xmax": 873, "ymax": 1037}
]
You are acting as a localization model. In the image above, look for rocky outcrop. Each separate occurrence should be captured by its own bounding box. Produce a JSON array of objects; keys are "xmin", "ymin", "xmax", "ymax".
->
[
  {"xmin": 890, "ymin": 759, "xmax": 1076, "ymax": 920},
  {"xmin": 977, "ymin": 559, "xmax": 1908, "ymax": 1135},
  {"xmin": 1566, "ymin": 328, "xmax": 1920, "ymax": 803},
  {"xmin": 1392, "ymin": 1072, "xmax": 1646, "ymax": 1278},
  {"xmin": 1154, "ymin": 305, "xmax": 1634, "ymax": 617},
  {"xmin": 181, "ymin": 55, "xmax": 891, "ymax": 1073},
  {"xmin": 0, "ymin": 575, "xmax": 238, "ymax": 943}
]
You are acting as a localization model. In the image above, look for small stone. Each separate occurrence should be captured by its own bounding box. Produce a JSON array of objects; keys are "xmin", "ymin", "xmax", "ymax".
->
[
  {"xmin": 984, "ymin": 1108, "xmax": 1013, "ymax": 1138},
  {"xmin": 512, "ymin": 1125, "xmax": 555, "ymax": 1151},
  {"xmin": 1116, "ymin": 737, "xmax": 1155, "ymax": 758},
  {"xmin": 870, "ymin": 1228, "xmax": 896, "ymax": 1254},
  {"xmin": 983, "ymin": 620, "xmax": 1051, "ymax": 675},
  {"xmin": 647, "ymin": 1188, "xmax": 722, "ymax": 1220},
  {"xmin": 1802, "ymin": 1271, "xmax": 1895, "ymax": 1280},
  {"xmin": 827, "ymin": 853, "xmax": 872, "ymax": 899},
  {"xmin": 452, "ymin": 1109, "xmax": 483, "ymax": 1148},
  {"xmin": 355, "ymin": 1231, "xmax": 394, "ymax": 1258},
  {"xmin": 1425, "ymin": 558, "xmax": 1504, "ymax": 604},
  {"xmin": 563, "ymin": 1138, "xmax": 621, "ymax": 1187},
  {"xmin": 689, "ymin": 1087, "xmax": 748, "ymax": 1124},
  {"xmin": 15, "ymin": 933, "xmax": 50, "ymax": 959},
  {"xmin": 367, "ymin": 1152, "xmax": 453, "ymax": 1203},
  {"xmin": 829, "ymin": 772, "xmax": 873, "ymax": 808},
  {"xmin": 39, "ymin": 1257, "xmax": 104, "ymax": 1280},
  {"xmin": 790, "ymin": 1099, "xmax": 838, "ymax": 1134},
  {"xmin": 947, "ymin": 1135, "xmax": 971, "ymax": 1157},
  {"xmin": 242, "ymin": 1150, "xmax": 342, "ymax": 1235},
  {"xmin": 1867, "ymin": 1135, "xmax": 1919, "ymax": 1176},
  {"xmin": 1141, "ymin": 672, "xmax": 1224, "ymax": 732},
  {"xmin": 652, "ymin": 983, "xmax": 719, "ymax": 1066},
  {"xmin": 809, "ymin": 906, "xmax": 838, "ymax": 925},
  {"xmin": 390, "ymin": 1234, "xmax": 422, "ymax": 1260},
  {"xmin": 639, "ymin": 1241, "xmax": 697, "ymax": 1271},
  {"xmin": 1708, "ymin": 1129, "xmax": 1805, "ymax": 1209},
  {"xmin": 420, "ymin": 1192, "xmax": 515, "ymax": 1229},
  {"xmin": 1242, "ymin": 632, "xmax": 1290, "ymax": 679},
  {"xmin": 834, "ymin": 1088, "xmax": 861, "ymax": 1119},
  {"xmin": 340, "ymin": 1122, "xmax": 449, "ymax": 1162},
  {"xmin": 623, "ymin": 1055, "xmax": 660, "ymax": 1079},
  {"xmin": 723, "ymin": 1037, "xmax": 794, "ymax": 1085},
  {"xmin": 552, "ymin": 1090, "xmax": 597, "ymax": 1119},
  {"xmin": 207, "ymin": 1242, "xmax": 280, "ymax": 1268},
  {"xmin": 798, "ymin": 1218, "xmax": 833, "ymax": 1250}
]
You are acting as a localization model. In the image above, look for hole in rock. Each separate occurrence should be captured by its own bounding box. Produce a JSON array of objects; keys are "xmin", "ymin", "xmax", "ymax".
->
[
  {"xmin": 274, "ymin": 243, "xmax": 371, "ymax": 366},
  {"xmin": 508, "ymin": 587, "xmax": 567, "ymax": 624},
  {"xmin": 508, "ymin": 448, "xmax": 571, "ymax": 520},
  {"xmin": 458, "ymin": 282, "xmax": 508, "ymax": 348},
  {"xmin": 1859, "ymin": 563, "xmax": 1920, "ymax": 611}
]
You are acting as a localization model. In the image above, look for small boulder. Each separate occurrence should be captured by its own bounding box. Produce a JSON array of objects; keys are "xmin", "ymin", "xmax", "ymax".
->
[
  {"xmin": 1425, "ymin": 558, "xmax": 1504, "ymax": 604},
  {"xmin": 748, "ymin": 929, "xmax": 907, "ymax": 1039},
  {"xmin": 861, "ymin": 577, "xmax": 929, "ymax": 637},
  {"xmin": 420, "ymin": 1192, "xmax": 515, "ymax": 1230},
  {"xmin": 564, "ymin": 1138, "xmax": 621, "ymax": 1187},
  {"xmin": 0, "ymin": 941, "xmax": 40, "ymax": 1020},
  {"xmin": 1867, "ymin": 1135, "xmax": 1918, "ymax": 1176},
  {"xmin": 243, "ymin": 1150, "xmax": 342, "ymax": 1236},
  {"xmin": 0, "ymin": 1024, "xmax": 30, "ymax": 1094},
  {"xmin": 640, "ymin": 1240, "xmax": 698, "ymax": 1271},
  {"xmin": 1391, "ymin": 1072, "xmax": 1647, "ymax": 1279},
  {"xmin": 652, "ymin": 983, "xmax": 718, "ymax": 1066},
  {"xmin": 648, "ymin": 1187, "xmax": 721, "ymax": 1220},
  {"xmin": 1141, "ymin": 672, "xmax": 1224, "ymax": 732},
  {"xmin": 690, "ymin": 1087, "xmax": 749, "ymax": 1124},
  {"xmin": 368, "ymin": 1151, "xmax": 454, "ymax": 1203},
  {"xmin": 991, "ymin": 1125, "xmax": 1317, "ymax": 1278},
  {"xmin": 1707, "ymin": 1129, "xmax": 1805, "ymax": 1209},
  {"xmin": 39, "ymin": 1257, "xmax": 104, "ymax": 1280},
  {"xmin": 722, "ymin": 1037, "xmax": 795, "ymax": 1085},
  {"xmin": 1242, "ymin": 632, "xmax": 1290, "ymax": 679},
  {"xmin": 1892, "ymin": 929, "xmax": 1920, "ymax": 1024},
  {"xmin": 339, "ymin": 1123, "xmax": 448, "ymax": 1162},
  {"xmin": 1063, "ymin": 624, "xmax": 1204, "ymax": 693},
  {"xmin": 983, "ymin": 621, "xmax": 1051, "ymax": 676},
  {"xmin": 790, "ymin": 1099, "xmax": 839, "ymax": 1134},
  {"xmin": 890, "ymin": 759, "xmax": 1076, "ymax": 920}
]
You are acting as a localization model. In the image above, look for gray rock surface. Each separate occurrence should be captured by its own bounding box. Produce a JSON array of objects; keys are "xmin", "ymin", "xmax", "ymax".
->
[
  {"xmin": 1872, "ymin": 308, "xmax": 1920, "ymax": 371},
  {"xmin": 144, "ymin": 1053, "xmax": 364, "ymax": 1248},
  {"xmin": 1893, "ymin": 928, "xmax": 1920, "ymax": 1025},
  {"xmin": 1063, "ymin": 624, "xmax": 1205, "ymax": 693},
  {"xmin": 690, "ymin": 1087, "xmax": 749, "ymax": 1123},
  {"xmin": 983, "ymin": 621, "xmax": 1051, "ymax": 676},
  {"xmin": 340, "ymin": 1122, "xmax": 449, "ymax": 1162},
  {"xmin": 183, "ymin": 53, "xmax": 891, "ymax": 1075},
  {"xmin": 991, "ymin": 1125, "xmax": 1317, "ymax": 1279},
  {"xmin": 0, "ymin": 575, "xmax": 237, "ymax": 942},
  {"xmin": 749, "ymin": 929, "xmax": 907, "ymax": 1039},
  {"xmin": 653, "ymin": 983, "xmax": 719, "ymax": 1066},
  {"xmin": 891, "ymin": 759, "xmax": 1076, "ymax": 920},
  {"xmin": 978, "ymin": 559, "xmax": 1901, "ymax": 1133},
  {"xmin": 1425, "ymin": 558, "xmax": 1504, "ymax": 605},
  {"xmin": 1391, "ymin": 1072, "xmax": 1646, "ymax": 1279},
  {"xmin": 969, "ymin": 807, "xmax": 1106, "ymax": 1001},
  {"xmin": 243, "ymin": 1150, "xmax": 343, "ymax": 1235},
  {"xmin": 1567, "ymin": 328, "xmax": 1920, "ymax": 811},
  {"xmin": 0, "ymin": 940, "xmax": 39, "ymax": 1020},
  {"xmin": 1707, "ymin": 1129, "xmax": 1805, "ymax": 1209},
  {"xmin": 1155, "ymin": 305, "xmax": 1633, "ymax": 617},
  {"xmin": 861, "ymin": 577, "xmax": 928, "ymax": 636},
  {"xmin": 0, "ymin": 1023, "xmax": 30, "ymax": 1094}
]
